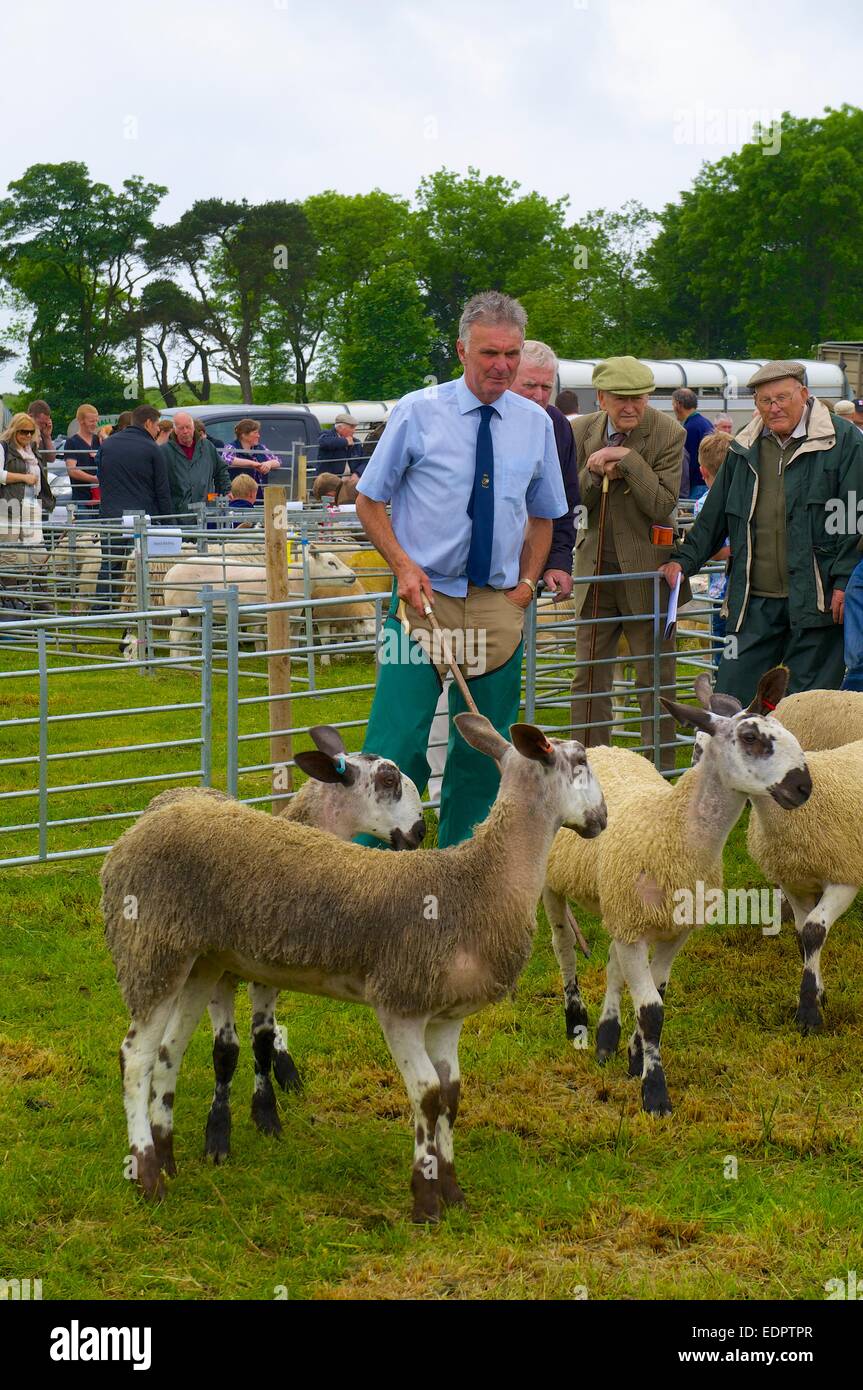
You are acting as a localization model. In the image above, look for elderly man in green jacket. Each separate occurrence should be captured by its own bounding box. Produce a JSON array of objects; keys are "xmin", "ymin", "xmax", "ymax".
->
[
  {"xmin": 660, "ymin": 360, "xmax": 863, "ymax": 702},
  {"xmin": 163, "ymin": 412, "xmax": 231, "ymax": 518}
]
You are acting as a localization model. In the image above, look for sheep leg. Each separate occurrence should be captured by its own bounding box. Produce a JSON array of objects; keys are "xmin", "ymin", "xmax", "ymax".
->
[
  {"xmin": 596, "ymin": 941, "xmax": 625, "ymax": 1063},
  {"xmin": 120, "ymin": 977, "xmax": 193, "ymax": 1200},
  {"xmin": 204, "ymin": 974, "xmax": 241, "ymax": 1163},
  {"xmin": 789, "ymin": 884, "xmax": 857, "ymax": 1033},
  {"xmin": 626, "ymin": 932, "xmax": 691, "ymax": 1078},
  {"xmin": 615, "ymin": 939, "xmax": 672, "ymax": 1116},
  {"xmin": 542, "ymin": 885, "xmax": 588, "ymax": 1043},
  {"xmin": 376, "ymin": 1010, "xmax": 442, "ymax": 1224},
  {"xmin": 249, "ymin": 983, "xmax": 296, "ymax": 1137},
  {"xmin": 425, "ymin": 1017, "xmax": 465, "ymax": 1207},
  {"xmin": 149, "ymin": 958, "xmax": 225, "ymax": 1177}
]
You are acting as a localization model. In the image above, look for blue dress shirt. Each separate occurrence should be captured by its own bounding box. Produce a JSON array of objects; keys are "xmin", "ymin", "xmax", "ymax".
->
[{"xmin": 356, "ymin": 377, "xmax": 567, "ymax": 597}]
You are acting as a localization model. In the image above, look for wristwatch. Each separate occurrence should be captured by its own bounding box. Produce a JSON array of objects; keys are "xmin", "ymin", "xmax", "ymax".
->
[{"xmin": 518, "ymin": 576, "xmax": 537, "ymax": 595}]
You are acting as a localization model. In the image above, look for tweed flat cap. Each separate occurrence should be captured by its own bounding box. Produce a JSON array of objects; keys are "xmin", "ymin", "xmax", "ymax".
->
[
  {"xmin": 747, "ymin": 360, "xmax": 806, "ymax": 390},
  {"xmin": 334, "ymin": 411, "xmax": 359, "ymax": 425},
  {"xmin": 592, "ymin": 356, "xmax": 655, "ymax": 395}
]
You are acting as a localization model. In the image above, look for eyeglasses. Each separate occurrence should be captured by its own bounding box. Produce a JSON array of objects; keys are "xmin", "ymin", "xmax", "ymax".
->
[
  {"xmin": 755, "ymin": 391, "xmax": 799, "ymax": 409},
  {"xmin": 17, "ymin": 428, "xmax": 36, "ymax": 436}
]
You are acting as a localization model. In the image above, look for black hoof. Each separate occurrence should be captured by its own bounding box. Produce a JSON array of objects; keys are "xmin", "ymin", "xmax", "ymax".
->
[
  {"xmin": 642, "ymin": 1073, "xmax": 672, "ymax": 1117},
  {"xmin": 795, "ymin": 1005, "xmax": 823, "ymax": 1034},
  {"xmin": 595, "ymin": 1017, "xmax": 620, "ymax": 1064},
  {"xmin": 204, "ymin": 1107, "xmax": 231, "ymax": 1163},
  {"xmin": 272, "ymin": 1049, "xmax": 303, "ymax": 1093},
  {"xmin": 251, "ymin": 1092, "xmax": 282, "ymax": 1138},
  {"xmin": 627, "ymin": 1038, "xmax": 644, "ymax": 1079}
]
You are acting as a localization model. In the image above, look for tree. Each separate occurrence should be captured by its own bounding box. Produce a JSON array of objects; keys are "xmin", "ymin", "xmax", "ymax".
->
[
  {"xmin": 147, "ymin": 199, "xmax": 317, "ymax": 400},
  {"xmin": 0, "ymin": 162, "xmax": 166, "ymax": 417},
  {"xmin": 339, "ymin": 262, "xmax": 436, "ymax": 397},
  {"xmin": 410, "ymin": 168, "xmax": 573, "ymax": 377},
  {"xmin": 131, "ymin": 278, "xmax": 210, "ymax": 408},
  {"xmin": 641, "ymin": 105, "xmax": 863, "ymax": 356}
]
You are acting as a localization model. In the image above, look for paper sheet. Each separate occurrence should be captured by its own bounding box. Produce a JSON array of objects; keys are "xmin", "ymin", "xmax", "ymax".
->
[{"xmin": 664, "ymin": 573, "xmax": 682, "ymax": 639}]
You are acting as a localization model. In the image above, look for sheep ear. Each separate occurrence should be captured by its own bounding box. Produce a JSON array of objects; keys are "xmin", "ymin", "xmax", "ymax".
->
[
  {"xmin": 747, "ymin": 666, "xmax": 789, "ymax": 716},
  {"xmin": 294, "ymin": 750, "xmax": 356, "ymax": 786},
  {"xmin": 454, "ymin": 712, "xmax": 510, "ymax": 762},
  {"xmin": 510, "ymin": 723, "xmax": 555, "ymax": 765},
  {"xmin": 710, "ymin": 691, "xmax": 744, "ymax": 717},
  {"xmin": 309, "ymin": 725, "xmax": 346, "ymax": 758},
  {"xmin": 693, "ymin": 673, "xmax": 714, "ymax": 708},
  {"xmin": 660, "ymin": 697, "xmax": 719, "ymax": 736}
]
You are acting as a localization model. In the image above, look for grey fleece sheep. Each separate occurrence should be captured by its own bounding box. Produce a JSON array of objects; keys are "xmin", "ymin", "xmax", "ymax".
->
[
  {"xmin": 140, "ymin": 727, "xmax": 426, "ymax": 1166},
  {"xmin": 103, "ymin": 715, "xmax": 607, "ymax": 1222}
]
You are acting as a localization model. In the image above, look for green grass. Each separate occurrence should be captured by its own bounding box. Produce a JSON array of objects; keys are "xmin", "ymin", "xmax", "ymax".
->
[{"xmin": 1, "ymin": 646, "xmax": 862, "ymax": 1300}]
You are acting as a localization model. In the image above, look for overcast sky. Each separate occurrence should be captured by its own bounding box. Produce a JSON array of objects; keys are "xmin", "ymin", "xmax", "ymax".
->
[{"xmin": 2, "ymin": 0, "xmax": 860, "ymax": 390}]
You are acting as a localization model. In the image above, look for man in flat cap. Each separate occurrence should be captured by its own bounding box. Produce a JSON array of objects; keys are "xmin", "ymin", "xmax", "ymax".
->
[
  {"xmin": 570, "ymin": 356, "xmax": 687, "ymax": 769},
  {"xmin": 661, "ymin": 361, "xmax": 863, "ymax": 701},
  {"xmin": 316, "ymin": 411, "xmax": 366, "ymax": 482}
]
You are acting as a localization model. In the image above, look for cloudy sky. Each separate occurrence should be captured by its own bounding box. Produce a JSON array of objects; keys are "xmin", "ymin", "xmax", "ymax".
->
[{"xmin": 2, "ymin": 0, "xmax": 860, "ymax": 388}]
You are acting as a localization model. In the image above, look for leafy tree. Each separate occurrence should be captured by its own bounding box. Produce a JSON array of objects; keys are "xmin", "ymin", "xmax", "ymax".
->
[
  {"xmin": 642, "ymin": 105, "xmax": 863, "ymax": 356},
  {"xmin": 147, "ymin": 199, "xmax": 317, "ymax": 400},
  {"xmin": 410, "ymin": 168, "xmax": 572, "ymax": 377},
  {"xmin": 0, "ymin": 162, "xmax": 166, "ymax": 417},
  {"xmin": 339, "ymin": 262, "xmax": 436, "ymax": 397}
]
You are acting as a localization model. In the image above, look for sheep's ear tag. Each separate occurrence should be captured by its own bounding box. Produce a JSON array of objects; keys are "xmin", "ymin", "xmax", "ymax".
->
[{"xmin": 333, "ymin": 754, "xmax": 346, "ymax": 775}]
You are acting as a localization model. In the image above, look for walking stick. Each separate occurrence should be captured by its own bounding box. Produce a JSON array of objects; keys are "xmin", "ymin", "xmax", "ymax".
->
[
  {"xmin": 579, "ymin": 473, "xmax": 610, "ymax": 742},
  {"xmin": 399, "ymin": 595, "xmax": 591, "ymax": 960}
]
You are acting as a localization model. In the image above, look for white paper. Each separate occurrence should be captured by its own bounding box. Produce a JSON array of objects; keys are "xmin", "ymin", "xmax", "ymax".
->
[
  {"xmin": 49, "ymin": 506, "xmax": 68, "ymax": 525},
  {"xmin": 122, "ymin": 513, "xmax": 151, "ymax": 530},
  {"xmin": 664, "ymin": 573, "xmax": 682, "ymax": 639},
  {"xmin": 146, "ymin": 527, "xmax": 183, "ymax": 556}
]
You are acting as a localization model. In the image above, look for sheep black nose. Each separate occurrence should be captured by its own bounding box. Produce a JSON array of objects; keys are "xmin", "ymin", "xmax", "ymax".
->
[
  {"xmin": 769, "ymin": 766, "xmax": 812, "ymax": 808},
  {"xmin": 572, "ymin": 803, "xmax": 607, "ymax": 838}
]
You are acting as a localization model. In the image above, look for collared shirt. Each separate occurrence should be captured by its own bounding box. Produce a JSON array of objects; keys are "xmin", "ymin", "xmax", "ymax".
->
[{"xmin": 357, "ymin": 376, "xmax": 566, "ymax": 597}]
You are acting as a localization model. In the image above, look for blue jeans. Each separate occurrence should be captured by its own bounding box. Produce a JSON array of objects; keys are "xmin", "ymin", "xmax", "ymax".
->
[{"xmin": 841, "ymin": 558, "xmax": 863, "ymax": 691}]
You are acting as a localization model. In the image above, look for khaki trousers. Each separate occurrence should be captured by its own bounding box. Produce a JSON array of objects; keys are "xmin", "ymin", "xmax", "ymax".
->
[{"xmin": 569, "ymin": 566, "xmax": 678, "ymax": 770}]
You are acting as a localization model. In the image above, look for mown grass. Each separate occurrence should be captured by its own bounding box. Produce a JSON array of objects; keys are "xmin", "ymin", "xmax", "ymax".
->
[{"xmin": 1, "ymin": 642, "xmax": 862, "ymax": 1301}]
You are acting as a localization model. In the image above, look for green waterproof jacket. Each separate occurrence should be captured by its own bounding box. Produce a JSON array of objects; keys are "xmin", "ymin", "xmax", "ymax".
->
[
  {"xmin": 672, "ymin": 398, "xmax": 863, "ymax": 631},
  {"xmin": 162, "ymin": 435, "xmax": 231, "ymax": 516}
]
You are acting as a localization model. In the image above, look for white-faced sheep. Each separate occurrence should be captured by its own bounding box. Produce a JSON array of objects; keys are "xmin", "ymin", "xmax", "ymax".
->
[
  {"xmin": 102, "ymin": 715, "xmax": 607, "ymax": 1221},
  {"xmin": 542, "ymin": 668, "xmax": 812, "ymax": 1116},
  {"xmin": 691, "ymin": 679, "xmax": 863, "ymax": 1033},
  {"xmin": 144, "ymin": 728, "xmax": 426, "ymax": 1166},
  {"xmin": 161, "ymin": 549, "xmax": 356, "ymax": 659}
]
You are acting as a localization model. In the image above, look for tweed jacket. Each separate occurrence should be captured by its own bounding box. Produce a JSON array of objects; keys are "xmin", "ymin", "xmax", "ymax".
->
[{"xmin": 572, "ymin": 406, "xmax": 690, "ymax": 617}]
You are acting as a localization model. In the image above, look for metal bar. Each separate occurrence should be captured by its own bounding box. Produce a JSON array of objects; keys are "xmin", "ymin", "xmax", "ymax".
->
[
  {"xmin": 224, "ymin": 587, "xmax": 239, "ymax": 796},
  {"xmin": 523, "ymin": 596, "xmax": 537, "ymax": 722},
  {"xmin": 37, "ymin": 630, "xmax": 48, "ymax": 861},
  {"xmin": 201, "ymin": 586, "xmax": 213, "ymax": 787}
]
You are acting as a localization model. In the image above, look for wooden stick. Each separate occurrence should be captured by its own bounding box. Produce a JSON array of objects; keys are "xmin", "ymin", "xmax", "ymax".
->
[{"xmin": 419, "ymin": 599, "xmax": 591, "ymax": 959}]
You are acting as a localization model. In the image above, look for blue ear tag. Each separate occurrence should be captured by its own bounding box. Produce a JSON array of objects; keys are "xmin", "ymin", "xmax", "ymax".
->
[{"xmin": 333, "ymin": 755, "xmax": 346, "ymax": 775}]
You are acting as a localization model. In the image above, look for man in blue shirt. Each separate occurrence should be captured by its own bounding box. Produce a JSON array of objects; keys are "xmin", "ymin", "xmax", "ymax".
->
[
  {"xmin": 672, "ymin": 387, "xmax": 713, "ymax": 499},
  {"xmin": 356, "ymin": 291, "xmax": 568, "ymax": 847}
]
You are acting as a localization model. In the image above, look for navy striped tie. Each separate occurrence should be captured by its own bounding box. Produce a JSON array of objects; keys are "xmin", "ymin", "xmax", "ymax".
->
[{"xmin": 466, "ymin": 404, "xmax": 495, "ymax": 588}]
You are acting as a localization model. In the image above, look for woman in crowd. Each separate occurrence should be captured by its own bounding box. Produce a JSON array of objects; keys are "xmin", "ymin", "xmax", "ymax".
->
[
  {"xmin": 0, "ymin": 413, "xmax": 55, "ymax": 609},
  {"xmin": 62, "ymin": 403, "xmax": 101, "ymax": 507},
  {"xmin": 220, "ymin": 417, "xmax": 278, "ymax": 500}
]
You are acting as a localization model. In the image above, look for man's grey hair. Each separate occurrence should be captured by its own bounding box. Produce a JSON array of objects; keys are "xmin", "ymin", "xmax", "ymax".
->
[
  {"xmin": 520, "ymin": 339, "xmax": 558, "ymax": 374},
  {"xmin": 672, "ymin": 387, "xmax": 698, "ymax": 410},
  {"xmin": 458, "ymin": 291, "xmax": 527, "ymax": 346}
]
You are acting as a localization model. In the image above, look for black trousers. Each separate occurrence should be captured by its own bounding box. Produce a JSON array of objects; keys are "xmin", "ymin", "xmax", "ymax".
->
[{"xmin": 715, "ymin": 595, "xmax": 846, "ymax": 704}]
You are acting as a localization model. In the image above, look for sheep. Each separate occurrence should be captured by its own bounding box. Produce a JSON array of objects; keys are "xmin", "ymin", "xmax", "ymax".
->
[
  {"xmin": 39, "ymin": 527, "xmax": 102, "ymax": 610},
  {"xmin": 542, "ymin": 667, "xmax": 812, "ymax": 1116},
  {"xmin": 690, "ymin": 679, "xmax": 863, "ymax": 762},
  {"xmin": 102, "ymin": 714, "xmax": 607, "ymax": 1220},
  {"xmin": 161, "ymin": 549, "xmax": 356, "ymax": 659},
  {"xmin": 141, "ymin": 728, "xmax": 427, "ymax": 1167},
  {"xmin": 310, "ymin": 580, "xmax": 377, "ymax": 661}
]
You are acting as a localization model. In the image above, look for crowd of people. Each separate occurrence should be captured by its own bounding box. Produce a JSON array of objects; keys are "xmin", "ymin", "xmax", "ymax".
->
[{"xmin": 3, "ymin": 299, "xmax": 863, "ymax": 766}]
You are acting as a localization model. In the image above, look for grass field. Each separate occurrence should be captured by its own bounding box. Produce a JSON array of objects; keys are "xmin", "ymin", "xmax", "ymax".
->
[{"xmin": 1, "ymin": 642, "xmax": 862, "ymax": 1301}]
